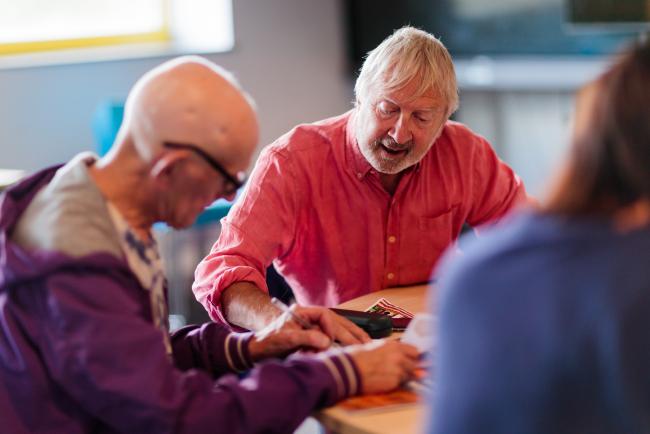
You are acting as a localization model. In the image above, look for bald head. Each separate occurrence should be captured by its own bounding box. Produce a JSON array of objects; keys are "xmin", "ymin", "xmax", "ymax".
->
[
  {"xmin": 92, "ymin": 57, "xmax": 260, "ymax": 231},
  {"xmin": 119, "ymin": 56, "xmax": 258, "ymax": 171}
]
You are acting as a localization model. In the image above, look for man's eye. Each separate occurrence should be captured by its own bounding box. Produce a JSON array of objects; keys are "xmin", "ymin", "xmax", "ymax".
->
[
  {"xmin": 414, "ymin": 112, "xmax": 435, "ymax": 122},
  {"xmin": 379, "ymin": 106, "xmax": 397, "ymax": 115}
]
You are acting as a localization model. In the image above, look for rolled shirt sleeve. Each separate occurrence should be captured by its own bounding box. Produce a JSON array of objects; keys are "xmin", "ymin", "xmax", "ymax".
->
[{"xmin": 193, "ymin": 143, "xmax": 300, "ymax": 323}]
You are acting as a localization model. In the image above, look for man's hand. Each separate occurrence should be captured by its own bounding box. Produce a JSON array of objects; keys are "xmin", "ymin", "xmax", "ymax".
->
[
  {"xmin": 248, "ymin": 305, "xmax": 371, "ymax": 362},
  {"xmin": 248, "ymin": 306, "xmax": 334, "ymax": 361},
  {"xmin": 221, "ymin": 284, "xmax": 371, "ymax": 345},
  {"xmin": 346, "ymin": 340, "xmax": 420, "ymax": 394},
  {"xmin": 327, "ymin": 308, "xmax": 372, "ymax": 345}
]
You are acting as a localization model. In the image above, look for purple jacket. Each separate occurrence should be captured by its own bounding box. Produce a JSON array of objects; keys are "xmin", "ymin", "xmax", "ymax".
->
[{"xmin": 0, "ymin": 165, "xmax": 359, "ymax": 434}]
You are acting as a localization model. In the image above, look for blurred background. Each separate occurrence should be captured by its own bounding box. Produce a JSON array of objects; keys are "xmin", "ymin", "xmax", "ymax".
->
[{"xmin": 0, "ymin": 0, "xmax": 647, "ymax": 327}]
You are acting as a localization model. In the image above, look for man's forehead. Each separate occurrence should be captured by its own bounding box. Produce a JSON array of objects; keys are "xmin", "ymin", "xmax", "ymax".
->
[{"xmin": 373, "ymin": 84, "xmax": 444, "ymax": 110}]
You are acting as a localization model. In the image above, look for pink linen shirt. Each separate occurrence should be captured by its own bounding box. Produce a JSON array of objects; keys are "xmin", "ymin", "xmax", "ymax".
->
[{"xmin": 193, "ymin": 111, "xmax": 526, "ymax": 323}]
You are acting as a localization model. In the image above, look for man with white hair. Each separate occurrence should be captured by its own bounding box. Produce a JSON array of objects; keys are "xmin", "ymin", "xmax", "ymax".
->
[
  {"xmin": 0, "ymin": 57, "xmax": 419, "ymax": 433},
  {"xmin": 194, "ymin": 26, "xmax": 527, "ymax": 337}
]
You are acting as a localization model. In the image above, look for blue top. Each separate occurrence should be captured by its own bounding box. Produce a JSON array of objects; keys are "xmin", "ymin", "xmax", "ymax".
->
[{"xmin": 428, "ymin": 212, "xmax": 650, "ymax": 434}]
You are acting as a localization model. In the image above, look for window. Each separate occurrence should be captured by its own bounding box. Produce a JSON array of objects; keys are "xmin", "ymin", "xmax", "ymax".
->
[{"xmin": 0, "ymin": 0, "xmax": 233, "ymax": 67}]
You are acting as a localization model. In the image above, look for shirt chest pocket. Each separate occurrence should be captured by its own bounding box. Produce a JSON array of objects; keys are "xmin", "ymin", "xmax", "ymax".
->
[{"xmin": 417, "ymin": 209, "xmax": 455, "ymax": 266}]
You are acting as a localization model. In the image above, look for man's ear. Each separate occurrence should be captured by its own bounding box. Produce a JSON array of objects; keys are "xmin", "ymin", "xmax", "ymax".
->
[{"xmin": 149, "ymin": 150, "xmax": 188, "ymax": 188}]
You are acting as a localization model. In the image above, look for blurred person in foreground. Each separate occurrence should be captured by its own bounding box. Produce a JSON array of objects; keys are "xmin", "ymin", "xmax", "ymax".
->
[
  {"xmin": 0, "ymin": 57, "xmax": 418, "ymax": 434},
  {"xmin": 429, "ymin": 40, "xmax": 650, "ymax": 434},
  {"xmin": 193, "ymin": 26, "xmax": 527, "ymax": 340}
]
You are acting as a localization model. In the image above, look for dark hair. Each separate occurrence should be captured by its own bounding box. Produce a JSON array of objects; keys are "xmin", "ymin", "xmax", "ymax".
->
[{"xmin": 546, "ymin": 40, "xmax": 650, "ymax": 216}]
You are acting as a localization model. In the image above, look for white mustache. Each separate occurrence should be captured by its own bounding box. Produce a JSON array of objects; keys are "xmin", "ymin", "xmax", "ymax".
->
[{"xmin": 376, "ymin": 137, "xmax": 412, "ymax": 151}]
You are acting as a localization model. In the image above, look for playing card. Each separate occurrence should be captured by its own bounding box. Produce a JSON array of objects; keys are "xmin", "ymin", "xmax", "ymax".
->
[{"xmin": 365, "ymin": 297, "xmax": 414, "ymax": 319}]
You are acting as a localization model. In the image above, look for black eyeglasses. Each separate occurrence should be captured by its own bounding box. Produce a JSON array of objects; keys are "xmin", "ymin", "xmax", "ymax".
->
[{"xmin": 163, "ymin": 141, "xmax": 246, "ymax": 194}]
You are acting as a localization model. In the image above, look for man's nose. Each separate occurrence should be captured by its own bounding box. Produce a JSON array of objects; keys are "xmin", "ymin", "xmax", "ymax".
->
[{"xmin": 389, "ymin": 115, "xmax": 412, "ymax": 144}]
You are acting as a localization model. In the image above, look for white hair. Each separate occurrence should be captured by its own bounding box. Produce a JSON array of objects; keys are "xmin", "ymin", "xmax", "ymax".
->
[{"xmin": 354, "ymin": 26, "xmax": 458, "ymax": 117}]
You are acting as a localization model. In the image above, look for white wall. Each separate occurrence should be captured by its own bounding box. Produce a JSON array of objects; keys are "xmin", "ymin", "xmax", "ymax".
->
[
  {"xmin": 456, "ymin": 91, "xmax": 576, "ymax": 196},
  {"xmin": 0, "ymin": 0, "xmax": 353, "ymax": 171},
  {"xmin": 453, "ymin": 57, "xmax": 611, "ymax": 196}
]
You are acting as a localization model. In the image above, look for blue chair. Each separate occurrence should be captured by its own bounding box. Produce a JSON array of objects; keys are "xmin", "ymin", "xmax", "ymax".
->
[
  {"xmin": 92, "ymin": 100, "xmax": 125, "ymax": 157},
  {"xmin": 91, "ymin": 101, "xmax": 233, "ymax": 226}
]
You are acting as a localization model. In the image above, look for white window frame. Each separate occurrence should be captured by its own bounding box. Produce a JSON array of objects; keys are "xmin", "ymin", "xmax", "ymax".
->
[{"xmin": 0, "ymin": 0, "xmax": 234, "ymax": 70}]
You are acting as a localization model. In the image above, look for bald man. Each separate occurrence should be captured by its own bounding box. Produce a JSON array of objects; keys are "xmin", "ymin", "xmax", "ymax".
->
[{"xmin": 0, "ymin": 57, "xmax": 418, "ymax": 434}]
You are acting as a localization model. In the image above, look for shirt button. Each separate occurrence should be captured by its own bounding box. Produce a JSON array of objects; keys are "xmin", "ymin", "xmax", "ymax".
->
[
  {"xmin": 388, "ymin": 235, "xmax": 396, "ymax": 243},
  {"xmin": 356, "ymin": 172, "xmax": 363, "ymax": 179},
  {"xmin": 387, "ymin": 272, "xmax": 395, "ymax": 280}
]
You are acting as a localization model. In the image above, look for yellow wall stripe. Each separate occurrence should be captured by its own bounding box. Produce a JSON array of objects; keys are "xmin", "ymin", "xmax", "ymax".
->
[{"xmin": 0, "ymin": 30, "xmax": 170, "ymax": 56}]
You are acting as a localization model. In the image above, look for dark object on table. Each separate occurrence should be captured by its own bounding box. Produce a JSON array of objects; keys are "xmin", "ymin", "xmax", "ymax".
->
[{"xmin": 330, "ymin": 308, "xmax": 393, "ymax": 339}]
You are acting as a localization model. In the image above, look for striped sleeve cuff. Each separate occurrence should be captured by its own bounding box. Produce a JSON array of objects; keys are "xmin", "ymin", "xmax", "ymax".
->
[
  {"xmin": 223, "ymin": 332, "xmax": 254, "ymax": 373},
  {"xmin": 318, "ymin": 351, "xmax": 362, "ymax": 400}
]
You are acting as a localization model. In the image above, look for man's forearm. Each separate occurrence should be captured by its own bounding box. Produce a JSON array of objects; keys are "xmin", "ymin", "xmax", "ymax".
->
[{"xmin": 221, "ymin": 282, "xmax": 282, "ymax": 330}]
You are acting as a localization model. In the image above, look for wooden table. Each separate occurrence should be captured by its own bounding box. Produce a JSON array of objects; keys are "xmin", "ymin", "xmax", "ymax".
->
[{"xmin": 316, "ymin": 284, "xmax": 430, "ymax": 434}]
